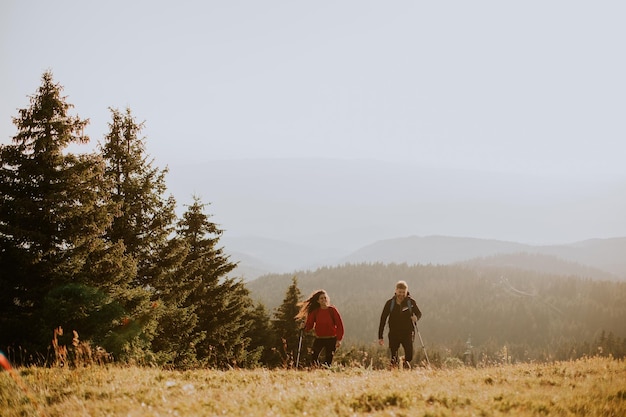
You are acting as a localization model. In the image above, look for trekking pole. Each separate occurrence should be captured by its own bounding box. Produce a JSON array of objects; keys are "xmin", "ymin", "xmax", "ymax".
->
[
  {"xmin": 414, "ymin": 323, "xmax": 431, "ymax": 367},
  {"xmin": 295, "ymin": 327, "xmax": 304, "ymax": 368}
]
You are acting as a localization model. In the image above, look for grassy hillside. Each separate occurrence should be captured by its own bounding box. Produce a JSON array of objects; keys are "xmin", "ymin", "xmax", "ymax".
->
[{"xmin": 1, "ymin": 357, "xmax": 624, "ymax": 416}]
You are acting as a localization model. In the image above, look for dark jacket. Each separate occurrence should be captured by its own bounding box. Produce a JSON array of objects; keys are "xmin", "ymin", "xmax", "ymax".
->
[{"xmin": 378, "ymin": 295, "xmax": 422, "ymax": 340}]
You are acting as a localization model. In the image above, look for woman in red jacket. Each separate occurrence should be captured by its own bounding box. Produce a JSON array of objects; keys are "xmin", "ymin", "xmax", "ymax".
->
[{"xmin": 296, "ymin": 289, "xmax": 344, "ymax": 367}]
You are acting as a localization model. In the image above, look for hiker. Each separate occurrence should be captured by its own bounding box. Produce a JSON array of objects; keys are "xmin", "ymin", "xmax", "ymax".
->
[
  {"xmin": 378, "ymin": 280, "xmax": 422, "ymax": 368},
  {"xmin": 296, "ymin": 289, "xmax": 344, "ymax": 367}
]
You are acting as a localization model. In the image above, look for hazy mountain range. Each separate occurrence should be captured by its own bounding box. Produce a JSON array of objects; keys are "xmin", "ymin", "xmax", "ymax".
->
[
  {"xmin": 162, "ymin": 158, "xmax": 626, "ymax": 281},
  {"xmin": 224, "ymin": 235, "xmax": 626, "ymax": 282}
]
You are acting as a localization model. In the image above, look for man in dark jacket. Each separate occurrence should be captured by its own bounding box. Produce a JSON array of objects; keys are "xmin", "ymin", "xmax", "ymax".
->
[{"xmin": 378, "ymin": 280, "xmax": 422, "ymax": 368}]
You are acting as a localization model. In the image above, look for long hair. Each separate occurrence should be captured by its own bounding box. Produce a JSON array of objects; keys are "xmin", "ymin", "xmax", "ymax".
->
[{"xmin": 295, "ymin": 289, "xmax": 327, "ymax": 321}]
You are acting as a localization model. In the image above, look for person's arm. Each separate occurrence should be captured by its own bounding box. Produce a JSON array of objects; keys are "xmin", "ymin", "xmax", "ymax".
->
[
  {"xmin": 411, "ymin": 298, "xmax": 422, "ymax": 321},
  {"xmin": 332, "ymin": 307, "xmax": 344, "ymax": 341},
  {"xmin": 331, "ymin": 307, "xmax": 344, "ymax": 348},
  {"xmin": 415, "ymin": 306, "xmax": 422, "ymax": 320},
  {"xmin": 378, "ymin": 300, "xmax": 391, "ymax": 342}
]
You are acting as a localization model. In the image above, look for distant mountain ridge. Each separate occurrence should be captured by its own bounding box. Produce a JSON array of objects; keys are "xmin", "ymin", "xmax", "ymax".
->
[
  {"xmin": 164, "ymin": 158, "xmax": 626, "ymax": 280},
  {"xmin": 168, "ymin": 158, "xmax": 626, "ymax": 253},
  {"xmin": 342, "ymin": 235, "xmax": 626, "ymax": 279},
  {"xmin": 342, "ymin": 235, "xmax": 528, "ymax": 265},
  {"xmin": 458, "ymin": 252, "xmax": 617, "ymax": 281},
  {"xmin": 226, "ymin": 235, "xmax": 626, "ymax": 281}
]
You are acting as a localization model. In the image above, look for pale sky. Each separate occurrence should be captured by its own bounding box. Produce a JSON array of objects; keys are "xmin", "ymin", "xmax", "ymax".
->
[{"xmin": 2, "ymin": 1, "xmax": 625, "ymax": 247}]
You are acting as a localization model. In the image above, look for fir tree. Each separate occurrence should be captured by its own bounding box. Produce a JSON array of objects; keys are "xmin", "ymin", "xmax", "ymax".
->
[
  {"xmin": 0, "ymin": 71, "xmax": 133, "ymax": 357},
  {"xmin": 100, "ymin": 107, "xmax": 180, "ymax": 288},
  {"xmin": 272, "ymin": 277, "xmax": 302, "ymax": 367},
  {"xmin": 244, "ymin": 302, "xmax": 281, "ymax": 367},
  {"xmin": 176, "ymin": 196, "xmax": 253, "ymax": 368},
  {"xmin": 99, "ymin": 107, "xmax": 184, "ymax": 362}
]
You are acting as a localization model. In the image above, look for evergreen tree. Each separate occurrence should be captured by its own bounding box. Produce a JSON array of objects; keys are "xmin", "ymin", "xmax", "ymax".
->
[
  {"xmin": 272, "ymin": 277, "xmax": 302, "ymax": 367},
  {"xmin": 206, "ymin": 280, "xmax": 253, "ymax": 368},
  {"xmin": 176, "ymin": 196, "xmax": 252, "ymax": 368},
  {"xmin": 148, "ymin": 225, "xmax": 198, "ymax": 368},
  {"xmin": 100, "ymin": 107, "xmax": 179, "ymax": 289},
  {"xmin": 244, "ymin": 302, "xmax": 281, "ymax": 367},
  {"xmin": 0, "ymin": 71, "xmax": 133, "ymax": 357},
  {"xmin": 99, "ymin": 107, "xmax": 184, "ymax": 362}
]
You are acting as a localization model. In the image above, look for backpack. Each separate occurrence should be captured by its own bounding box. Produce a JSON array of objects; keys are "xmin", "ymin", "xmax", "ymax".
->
[
  {"xmin": 389, "ymin": 295, "xmax": 422, "ymax": 320},
  {"xmin": 328, "ymin": 306, "xmax": 337, "ymax": 325},
  {"xmin": 389, "ymin": 296, "xmax": 413, "ymax": 313},
  {"xmin": 313, "ymin": 306, "xmax": 337, "ymax": 325}
]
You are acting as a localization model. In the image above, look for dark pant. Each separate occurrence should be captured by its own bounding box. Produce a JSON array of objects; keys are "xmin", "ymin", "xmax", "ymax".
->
[
  {"xmin": 311, "ymin": 337, "xmax": 337, "ymax": 366},
  {"xmin": 389, "ymin": 332, "xmax": 414, "ymax": 364}
]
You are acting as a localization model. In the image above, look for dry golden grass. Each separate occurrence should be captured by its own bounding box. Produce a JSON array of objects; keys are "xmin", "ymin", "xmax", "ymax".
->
[{"xmin": 1, "ymin": 356, "xmax": 624, "ymax": 416}]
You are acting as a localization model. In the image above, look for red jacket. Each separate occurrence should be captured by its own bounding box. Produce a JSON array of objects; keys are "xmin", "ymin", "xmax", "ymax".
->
[{"xmin": 304, "ymin": 306, "xmax": 344, "ymax": 341}]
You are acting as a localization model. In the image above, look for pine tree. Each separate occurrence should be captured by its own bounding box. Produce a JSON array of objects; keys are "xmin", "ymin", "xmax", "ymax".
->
[
  {"xmin": 244, "ymin": 302, "xmax": 281, "ymax": 367},
  {"xmin": 0, "ymin": 71, "xmax": 133, "ymax": 357},
  {"xmin": 99, "ymin": 107, "xmax": 184, "ymax": 362},
  {"xmin": 100, "ymin": 107, "xmax": 180, "ymax": 288},
  {"xmin": 176, "ymin": 196, "xmax": 253, "ymax": 368},
  {"xmin": 272, "ymin": 277, "xmax": 302, "ymax": 367},
  {"xmin": 148, "ymin": 222, "xmax": 198, "ymax": 367}
]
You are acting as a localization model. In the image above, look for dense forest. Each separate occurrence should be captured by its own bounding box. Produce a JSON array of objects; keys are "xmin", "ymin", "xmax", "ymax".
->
[
  {"xmin": 247, "ymin": 263, "xmax": 626, "ymax": 363},
  {"xmin": 1, "ymin": 72, "xmax": 624, "ymax": 370}
]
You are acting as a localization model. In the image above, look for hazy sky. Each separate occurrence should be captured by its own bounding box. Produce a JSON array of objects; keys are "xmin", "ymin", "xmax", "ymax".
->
[{"xmin": 2, "ymin": 1, "xmax": 626, "ymax": 247}]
